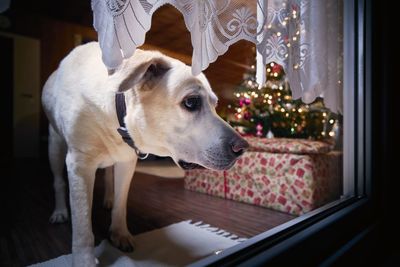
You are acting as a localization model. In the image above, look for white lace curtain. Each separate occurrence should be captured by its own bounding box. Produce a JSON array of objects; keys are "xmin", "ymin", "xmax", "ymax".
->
[{"xmin": 92, "ymin": 0, "xmax": 343, "ymax": 112}]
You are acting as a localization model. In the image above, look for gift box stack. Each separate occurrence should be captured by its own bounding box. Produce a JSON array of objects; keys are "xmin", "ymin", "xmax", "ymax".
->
[{"xmin": 184, "ymin": 137, "xmax": 342, "ymax": 215}]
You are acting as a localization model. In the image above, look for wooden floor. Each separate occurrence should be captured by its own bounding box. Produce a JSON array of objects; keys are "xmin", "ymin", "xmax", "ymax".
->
[{"xmin": 0, "ymin": 159, "xmax": 295, "ymax": 266}]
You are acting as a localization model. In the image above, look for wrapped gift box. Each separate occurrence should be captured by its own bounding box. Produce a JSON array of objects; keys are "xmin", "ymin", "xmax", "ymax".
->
[{"xmin": 184, "ymin": 137, "xmax": 342, "ymax": 215}]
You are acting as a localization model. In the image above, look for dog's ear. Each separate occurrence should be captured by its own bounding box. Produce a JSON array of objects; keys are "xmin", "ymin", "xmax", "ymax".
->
[{"xmin": 118, "ymin": 58, "xmax": 170, "ymax": 92}]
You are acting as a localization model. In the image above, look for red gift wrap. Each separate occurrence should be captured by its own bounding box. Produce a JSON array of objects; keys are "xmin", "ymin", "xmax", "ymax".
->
[{"xmin": 184, "ymin": 137, "xmax": 342, "ymax": 215}]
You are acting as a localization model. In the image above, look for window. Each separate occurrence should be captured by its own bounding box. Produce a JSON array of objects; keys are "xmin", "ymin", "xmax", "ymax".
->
[
  {"xmin": 2, "ymin": 0, "xmax": 385, "ymax": 266},
  {"xmin": 188, "ymin": 1, "xmax": 375, "ymax": 265}
]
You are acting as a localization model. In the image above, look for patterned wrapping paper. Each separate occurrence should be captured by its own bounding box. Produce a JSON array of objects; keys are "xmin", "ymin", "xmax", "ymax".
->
[{"xmin": 184, "ymin": 138, "xmax": 342, "ymax": 215}]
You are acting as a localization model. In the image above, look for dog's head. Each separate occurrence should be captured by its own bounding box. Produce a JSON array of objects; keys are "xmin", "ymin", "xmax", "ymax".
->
[{"xmin": 112, "ymin": 50, "xmax": 249, "ymax": 170}]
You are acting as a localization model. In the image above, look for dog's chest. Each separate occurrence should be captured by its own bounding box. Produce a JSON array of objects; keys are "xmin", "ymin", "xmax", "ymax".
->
[{"xmin": 98, "ymin": 141, "xmax": 136, "ymax": 168}]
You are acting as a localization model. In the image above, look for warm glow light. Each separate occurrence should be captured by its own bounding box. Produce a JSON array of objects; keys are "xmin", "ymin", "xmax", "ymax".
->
[
  {"xmin": 277, "ymin": 32, "xmax": 282, "ymax": 37},
  {"xmin": 296, "ymin": 30, "xmax": 300, "ymax": 35},
  {"xmin": 267, "ymin": 24, "xmax": 272, "ymax": 29},
  {"xmin": 237, "ymin": 114, "xmax": 242, "ymax": 119},
  {"xmin": 298, "ymin": 108, "xmax": 303, "ymax": 113},
  {"xmin": 267, "ymin": 68, "xmax": 271, "ymax": 72},
  {"xmin": 228, "ymin": 104, "xmax": 231, "ymax": 108},
  {"xmin": 279, "ymin": 85, "xmax": 283, "ymax": 90},
  {"xmin": 282, "ymin": 21, "xmax": 287, "ymax": 26},
  {"xmin": 323, "ymin": 112, "xmax": 327, "ymax": 117},
  {"xmin": 237, "ymin": 108, "xmax": 242, "ymax": 112},
  {"xmin": 321, "ymin": 131, "xmax": 326, "ymax": 136},
  {"xmin": 270, "ymin": 62, "xmax": 275, "ymax": 67},
  {"xmin": 293, "ymin": 36, "xmax": 297, "ymax": 41},
  {"xmin": 280, "ymin": 108, "xmax": 285, "ymax": 112},
  {"xmin": 268, "ymin": 95, "xmax": 273, "ymax": 100},
  {"xmin": 329, "ymin": 131, "xmax": 335, "ymax": 137},
  {"xmin": 294, "ymin": 64, "xmax": 299, "ymax": 69},
  {"xmin": 277, "ymin": 92, "xmax": 281, "ymax": 96},
  {"xmin": 285, "ymin": 113, "xmax": 289, "ymax": 117},
  {"xmin": 235, "ymin": 93, "xmax": 240, "ymax": 97},
  {"xmin": 287, "ymin": 43, "xmax": 291, "ymax": 47},
  {"xmin": 267, "ymin": 100, "xmax": 272, "ymax": 104},
  {"xmin": 329, "ymin": 119, "xmax": 335, "ymax": 124},
  {"xmin": 273, "ymin": 72, "xmax": 278, "ymax": 77}
]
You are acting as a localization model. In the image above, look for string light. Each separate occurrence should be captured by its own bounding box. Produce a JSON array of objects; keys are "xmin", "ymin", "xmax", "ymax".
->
[
  {"xmin": 329, "ymin": 131, "xmax": 335, "ymax": 137},
  {"xmin": 323, "ymin": 112, "xmax": 327, "ymax": 117},
  {"xmin": 329, "ymin": 119, "xmax": 335, "ymax": 124},
  {"xmin": 267, "ymin": 68, "xmax": 271, "ymax": 72},
  {"xmin": 273, "ymin": 72, "xmax": 278, "ymax": 77}
]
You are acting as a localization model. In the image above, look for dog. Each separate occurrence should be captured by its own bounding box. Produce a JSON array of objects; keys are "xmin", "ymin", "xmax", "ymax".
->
[{"xmin": 42, "ymin": 41, "xmax": 249, "ymax": 266}]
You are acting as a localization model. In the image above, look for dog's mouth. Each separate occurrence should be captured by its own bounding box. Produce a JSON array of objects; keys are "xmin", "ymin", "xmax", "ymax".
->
[{"xmin": 178, "ymin": 160, "xmax": 205, "ymax": 170}]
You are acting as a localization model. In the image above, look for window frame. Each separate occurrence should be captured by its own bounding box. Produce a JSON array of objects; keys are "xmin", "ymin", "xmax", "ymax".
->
[{"xmin": 189, "ymin": 0, "xmax": 374, "ymax": 265}]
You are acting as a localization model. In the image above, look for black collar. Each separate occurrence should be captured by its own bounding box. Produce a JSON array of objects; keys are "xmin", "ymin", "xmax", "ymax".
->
[{"xmin": 115, "ymin": 93, "xmax": 149, "ymax": 159}]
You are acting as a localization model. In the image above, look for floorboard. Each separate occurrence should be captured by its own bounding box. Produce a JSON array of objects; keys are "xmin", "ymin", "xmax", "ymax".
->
[{"xmin": 0, "ymin": 159, "xmax": 295, "ymax": 266}]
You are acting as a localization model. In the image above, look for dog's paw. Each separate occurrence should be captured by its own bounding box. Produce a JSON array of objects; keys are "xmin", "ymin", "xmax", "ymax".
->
[
  {"xmin": 103, "ymin": 198, "xmax": 113, "ymax": 210},
  {"xmin": 72, "ymin": 247, "xmax": 97, "ymax": 267},
  {"xmin": 109, "ymin": 230, "xmax": 135, "ymax": 252},
  {"xmin": 49, "ymin": 209, "xmax": 69, "ymax": 224}
]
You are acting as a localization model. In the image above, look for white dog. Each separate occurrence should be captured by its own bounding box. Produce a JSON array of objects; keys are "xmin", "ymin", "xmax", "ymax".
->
[{"xmin": 42, "ymin": 42, "xmax": 248, "ymax": 266}]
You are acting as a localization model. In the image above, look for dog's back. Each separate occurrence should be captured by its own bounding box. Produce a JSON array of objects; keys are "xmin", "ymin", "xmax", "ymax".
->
[{"xmin": 41, "ymin": 42, "xmax": 110, "ymax": 141}]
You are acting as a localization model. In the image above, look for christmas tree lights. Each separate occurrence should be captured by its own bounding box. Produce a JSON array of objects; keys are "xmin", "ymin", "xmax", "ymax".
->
[{"xmin": 227, "ymin": 61, "xmax": 340, "ymax": 140}]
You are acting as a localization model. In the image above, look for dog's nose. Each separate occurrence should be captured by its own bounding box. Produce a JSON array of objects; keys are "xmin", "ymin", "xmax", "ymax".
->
[{"xmin": 230, "ymin": 137, "xmax": 249, "ymax": 157}]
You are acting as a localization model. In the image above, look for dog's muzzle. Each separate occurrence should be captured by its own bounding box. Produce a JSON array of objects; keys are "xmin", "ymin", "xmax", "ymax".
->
[{"xmin": 178, "ymin": 160, "xmax": 204, "ymax": 170}]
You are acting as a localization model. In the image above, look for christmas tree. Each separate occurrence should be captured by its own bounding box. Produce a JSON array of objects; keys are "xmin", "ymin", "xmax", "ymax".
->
[{"xmin": 226, "ymin": 62, "xmax": 340, "ymax": 140}]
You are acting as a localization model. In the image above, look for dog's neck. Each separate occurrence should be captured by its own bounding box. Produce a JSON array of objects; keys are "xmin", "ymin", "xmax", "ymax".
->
[{"xmin": 115, "ymin": 93, "xmax": 149, "ymax": 159}]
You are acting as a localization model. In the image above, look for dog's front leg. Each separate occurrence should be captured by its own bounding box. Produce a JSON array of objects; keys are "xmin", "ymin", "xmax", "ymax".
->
[
  {"xmin": 66, "ymin": 152, "xmax": 97, "ymax": 267},
  {"xmin": 109, "ymin": 158, "xmax": 137, "ymax": 252}
]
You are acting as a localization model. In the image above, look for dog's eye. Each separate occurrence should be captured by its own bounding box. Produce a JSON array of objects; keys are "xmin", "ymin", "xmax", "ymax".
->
[{"xmin": 182, "ymin": 96, "xmax": 202, "ymax": 112}]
